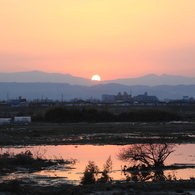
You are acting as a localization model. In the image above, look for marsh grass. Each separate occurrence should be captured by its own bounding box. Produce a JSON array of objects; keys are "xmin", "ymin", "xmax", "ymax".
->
[{"xmin": 0, "ymin": 148, "xmax": 76, "ymax": 175}]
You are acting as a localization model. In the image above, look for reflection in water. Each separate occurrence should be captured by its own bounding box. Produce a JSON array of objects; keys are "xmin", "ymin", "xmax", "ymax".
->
[
  {"xmin": 118, "ymin": 143, "xmax": 176, "ymax": 168},
  {"xmin": 124, "ymin": 169, "xmax": 177, "ymax": 182},
  {"xmin": 1, "ymin": 144, "xmax": 195, "ymax": 185},
  {"xmin": 118, "ymin": 143, "xmax": 178, "ymax": 182},
  {"xmin": 81, "ymin": 156, "xmax": 112, "ymax": 185}
]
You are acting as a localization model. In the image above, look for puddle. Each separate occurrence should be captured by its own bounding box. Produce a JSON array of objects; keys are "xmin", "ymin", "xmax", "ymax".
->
[{"xmin": 1, "ymin": 144, "xmax": 195, "ymax": 186}]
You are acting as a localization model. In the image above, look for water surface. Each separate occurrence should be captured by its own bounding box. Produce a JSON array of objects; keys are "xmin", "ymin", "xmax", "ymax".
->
[{"xmin": 1, "ymin": 144, "xmax": 195, "ymax": 185}]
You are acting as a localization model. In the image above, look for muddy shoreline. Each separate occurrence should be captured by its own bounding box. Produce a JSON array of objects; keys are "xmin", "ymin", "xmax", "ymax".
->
[
  {"xmin": 1, "ymin": 122, "xmax": 195, "ymax": 194},
  {"xmin": 1, "ymin": 122, "xmax": 195, "ymax": 146}
]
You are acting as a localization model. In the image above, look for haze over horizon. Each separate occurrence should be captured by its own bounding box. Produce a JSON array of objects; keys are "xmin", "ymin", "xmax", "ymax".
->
[
  {"xmin": 1, "ymin": 70, "xmax": 195, "ymax": 87},
  {"xmin": 2, "ymin": 69, "xmax": 195, "ymax": 81},
  {"xmin": 1, "ymin": 70, "xmax": 195, "ymax": 81},
  {"xmin": 1, "ymin": 1, "xmax": 195, "ymax": 80}
]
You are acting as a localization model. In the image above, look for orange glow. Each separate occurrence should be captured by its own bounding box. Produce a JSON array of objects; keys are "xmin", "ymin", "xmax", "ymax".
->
[
  {"xmin": 2, "ymin": 144, "xmax": 195, "ymax": 183},
  {"xmin": 91, "ymin": 75, "xmax": 101, "ymax": 81},
  {"xmin": 0, "ymin": 1, "xmax": 195, "ymax": 80}
]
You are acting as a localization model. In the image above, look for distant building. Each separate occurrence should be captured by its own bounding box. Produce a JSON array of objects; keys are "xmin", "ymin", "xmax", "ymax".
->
[
  {"xmin": 0, "ymin": 118, "xmax": 11, "ymax": 125},
  {"xmin": 116, "ymin": 92, "xmax": 133, "ymax": 101},
  {"xmin": 14, "ymin": 116, "xmax": 31, "ymax": 124},
  {"xmin": 9, "ymin": 96, "xmax": 27, "ymax": 107},
  {"xmin": 134, "ymin": 92, "xmax": 158, "ymax": 102},
  {"xmin": 102, "ymin": 94, "xmax": 116, "ymax": 102},
  {"xmin": 102, "ymin": 92, "xmax": 133, "ymax": 102},
  {"xmin": 102, "ymin": 92, "xmax": 158, "ymax": 102}
]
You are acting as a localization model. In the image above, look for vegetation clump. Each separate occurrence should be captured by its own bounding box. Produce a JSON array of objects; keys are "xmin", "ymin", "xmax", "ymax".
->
[
  {"xmin": 81, "ymin": 156, "xmax": 113, "ymax": 185},
  {"xmin": 118, "ymin": 143, "xmax": 177, "ymax": 182},
  {"xmin": 118, "ymin": 143, "xmax": 175, "ymax": 168},
  {"xmin": 45, "ymin": 106, "xmax": 115, "ymax": 122},
  {"xmin": 44, "ymin": 106, "xmax": 182, "ymax": 123},
  {"xmin": 118, "ymin": 109, "xmax": 182, "ymax": 122},
  {"xmin": 0, "ymin": 149, "xmax": 75, "ymax": 174}
]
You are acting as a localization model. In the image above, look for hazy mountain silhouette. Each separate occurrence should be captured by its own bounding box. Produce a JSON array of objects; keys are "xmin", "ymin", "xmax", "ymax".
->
[
  {"xmin": 0, "ymin": 71, "xmax": 195, "ymax": 101},
  {"xmin": 0, "ymin": 82, "xmax": 195, "ymax": 101},
  {"xmin": 1, "ymin": 71, "xmax": 195, "ymax": 86},
  {"xmin": 0, "ymin": 71, "xmax": 93, "ymax": 86},
  {"xmin": 102, "ymin": 74, "xmax": 195, "ymax": 86}
]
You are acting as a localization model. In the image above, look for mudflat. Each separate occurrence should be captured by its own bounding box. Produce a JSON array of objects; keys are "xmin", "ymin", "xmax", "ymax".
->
[
  {"xmin": 0, "ymin": 122, "xmax": 195, "ymax": 146},
  {"xmin": 1, "ymin": 122, "xmax": 195, "ymax": 195}
]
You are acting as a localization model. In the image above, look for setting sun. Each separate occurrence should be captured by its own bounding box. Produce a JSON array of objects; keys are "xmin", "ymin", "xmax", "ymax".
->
[
  {"xmin": 0, "ymin": 1, "xmax": 194, "ymax": 79},
  {"xmin": 91, "ymin": 75, "xmax": 101, "ymax": 81}
]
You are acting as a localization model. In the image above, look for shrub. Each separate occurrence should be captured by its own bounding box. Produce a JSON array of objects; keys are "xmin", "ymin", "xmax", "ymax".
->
[
  {"xmin": 80, "ymin": 161, "xmax": 99, "ymax": 185},
  {"xmin": 14, "ymin": 150, "xmax": 34, "ymax": 165},
  {"xmin": 81, "ymin": 156, "xmax": 113, "ymax": 185}
]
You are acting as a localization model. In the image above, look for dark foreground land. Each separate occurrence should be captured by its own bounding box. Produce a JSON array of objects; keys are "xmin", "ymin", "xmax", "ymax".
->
[
  {"xmin": 1, "ymin": 122, "xmax": 195, "ymax": 194},
  {"xmin": 1, "ymin": 179, "xmax": 195, "ymax": 195},
  {"xmin": 1, "ymin": 122, "xmax": 195, "ymax": 146}
]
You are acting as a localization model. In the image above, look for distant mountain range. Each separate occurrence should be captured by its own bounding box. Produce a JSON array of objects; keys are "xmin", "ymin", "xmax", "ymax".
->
[
  {"xmin": 0, "ymin": 71, "xmax": 93, "ymax": 86},
  {"xmin": 1, "ymin": 70, "xmax": 195, "ymax": 86},
  {"xmin": 0, "ymin": 82, "xmax": 195, "ymax": 101},
  {"xmin": 102, "ymin": 74, "xmax": 195, "ymax": 86},
  {"xmin": 0, "ymin": 71, "xmax": 195, "ymax": 100}
]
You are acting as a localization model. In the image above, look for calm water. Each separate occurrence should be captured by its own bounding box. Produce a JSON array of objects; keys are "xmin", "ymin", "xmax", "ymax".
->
[{"xmin": 1, "ymin": 144, "xmax": 195, "ymax": 185}]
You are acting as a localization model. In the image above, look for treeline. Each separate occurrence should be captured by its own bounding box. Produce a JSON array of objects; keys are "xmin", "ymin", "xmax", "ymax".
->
[
  {"xmin": 39, "ymin": 106, "xmax": 182, "ymax": 123},
  {"xmin": 117, "ymin": 109, "xmax": 182, "ymax": 122},
  {"xmin": 44, "ymin": 107, "xmax": 114, "ymax": 122}
]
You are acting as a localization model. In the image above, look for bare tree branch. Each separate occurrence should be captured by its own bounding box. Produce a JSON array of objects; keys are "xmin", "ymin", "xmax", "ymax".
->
[{"xmin": 118, "ymin": 143, "xmax": 175, "ymax": 168}]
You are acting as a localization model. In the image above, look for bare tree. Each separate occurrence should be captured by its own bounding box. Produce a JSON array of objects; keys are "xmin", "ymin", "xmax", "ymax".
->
[{"xmin": 118, "ymin": 143, "xmax": 175, "ymax": 168}]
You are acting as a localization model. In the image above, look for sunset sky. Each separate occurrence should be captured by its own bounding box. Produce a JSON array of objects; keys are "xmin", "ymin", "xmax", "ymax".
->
[{"xmin": 0, "ymin": 0, "xmax": 195, "ymax": 80}]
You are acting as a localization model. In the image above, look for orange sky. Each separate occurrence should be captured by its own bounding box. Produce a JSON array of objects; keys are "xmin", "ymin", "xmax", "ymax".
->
[{"xmin": 0, "ymin": 0, "xmax": 195, "ymax": 80}]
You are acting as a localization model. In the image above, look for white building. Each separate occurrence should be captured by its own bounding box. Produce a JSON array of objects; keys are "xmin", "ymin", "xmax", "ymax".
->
[
  {"xmin": 14, "ymin": 116, "xmax": 31, "ymax": 124},
  {"xmin": 0, "ymin": 118, "xmax": 11, "ymax": 125}
]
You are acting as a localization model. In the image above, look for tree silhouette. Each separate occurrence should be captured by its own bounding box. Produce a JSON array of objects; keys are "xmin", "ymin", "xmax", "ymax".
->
[
  {"xmin": 80, "ymin": 161, "xmax": 99, "ymax": 185},
  {"xmin": 97, "ymin": 155, "xmax": 112, "ymax": 183},
  {"xmin": 81, "ymin": 156, "xmax": 112, "ymax": 185},
  {"xmin": 118, "ymin": 143, "xmax": 175, "ymax": 168}
]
